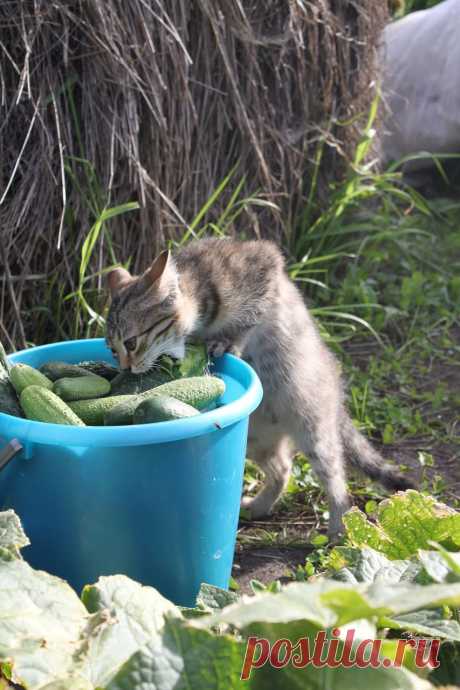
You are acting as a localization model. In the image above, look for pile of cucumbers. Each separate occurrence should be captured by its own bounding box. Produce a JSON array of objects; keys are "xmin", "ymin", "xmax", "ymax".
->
[{"xmin": 0, "ymin": 344, "xmax": 226, "ymax": 427}]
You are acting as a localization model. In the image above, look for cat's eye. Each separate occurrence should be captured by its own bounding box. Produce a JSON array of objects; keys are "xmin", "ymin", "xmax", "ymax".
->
[{"xmin": 124, "ymin": 336, "xmax": 137, "ymax": 352}]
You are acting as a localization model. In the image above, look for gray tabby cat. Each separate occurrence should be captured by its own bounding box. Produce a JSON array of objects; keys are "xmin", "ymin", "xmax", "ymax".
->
[{"xmin": 106, "ymin": 238, "xmax": 413, "ymax": 538}]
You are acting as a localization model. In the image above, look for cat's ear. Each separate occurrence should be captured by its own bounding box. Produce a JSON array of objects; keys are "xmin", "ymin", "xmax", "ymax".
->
[
  {"xmin": 145, "ymin": 250, "xmax": 171, "ymax": 286},
  {"xmin": 107, "ymin": 267, "xmax": 132, "ymax": 295}
]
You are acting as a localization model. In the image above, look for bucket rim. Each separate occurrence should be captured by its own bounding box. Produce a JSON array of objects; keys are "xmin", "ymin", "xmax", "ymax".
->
[{"xmin": 0, "ymin": 339, "xmax": 263, "ymax": 447}]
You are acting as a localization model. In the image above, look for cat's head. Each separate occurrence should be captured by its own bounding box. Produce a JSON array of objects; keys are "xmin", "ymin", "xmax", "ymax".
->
[{"xmin": 106, "ymin": 251, "xmax": 190, "ymax": 373}]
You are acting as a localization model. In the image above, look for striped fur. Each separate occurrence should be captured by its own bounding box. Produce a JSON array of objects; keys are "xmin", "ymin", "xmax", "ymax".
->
[{"xmin": 106, "ymin": 238, "xmax": 414, "ymax": 538}]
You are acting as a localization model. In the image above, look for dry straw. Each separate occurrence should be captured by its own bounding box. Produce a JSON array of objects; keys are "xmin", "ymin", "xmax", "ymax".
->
[{"xmin": 0, "ymin": 1, "xmax": 387, "ymax": 347}]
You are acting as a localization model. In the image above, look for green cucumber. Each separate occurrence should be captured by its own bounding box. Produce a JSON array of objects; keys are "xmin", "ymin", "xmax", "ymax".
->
[
  {"xmin": 69, "ymin": 395, "xmax": 135, "ymax": 425},
  {"xmin": 71, "ymin": 375, "xmax": 224, "ymax": 425},
  {"xmin": 109, "ymin": 368, "xmax": 173, "ymax": 395},
  {"xmin": 53, "ymin": 375, "xmax": 111, "ymax": 402},
  {"xmin": 142, "ymin": 376, "xmax": 225, "ymax": 410},
  {"xmin": 104, "ymin": 398, "xmax": 139, "ymax": 426},
  {"xmin": 20, "ymin": 386, "xmax": 85, "ymax": 426},
  {"xmin": 39, "ymin": 361, "xmax": 92, "ymax": 381},
  {"xmin": 10, "ymin": 364, "xmax": 53, "ymax": 394},
  {"xmin": 77, "ymin": 361, "xmax": 119, "ymax": 381},
  {"xmin": 133, "ymin": 395, "xmax": 199, "ymax": 424},
  {"xmin": 106, "ymin": 375, "xmax": 225, "ymax": 425}
]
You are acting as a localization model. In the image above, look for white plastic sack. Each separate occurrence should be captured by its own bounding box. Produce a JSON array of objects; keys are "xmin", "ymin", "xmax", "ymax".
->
[{"xmin": 381, "ymin": 0, "xmax": 460, "ymax": 170}]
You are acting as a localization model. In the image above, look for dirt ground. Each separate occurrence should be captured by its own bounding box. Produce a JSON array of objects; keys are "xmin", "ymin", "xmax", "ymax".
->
[{"xmin": 232, "ymin": 329, "xmax": 460, "ymax": 593}]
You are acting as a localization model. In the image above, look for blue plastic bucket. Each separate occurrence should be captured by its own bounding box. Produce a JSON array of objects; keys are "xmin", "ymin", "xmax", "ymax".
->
[{"xmin": 0, "ymin": 339, "xmax": 262, "ymax": 606}]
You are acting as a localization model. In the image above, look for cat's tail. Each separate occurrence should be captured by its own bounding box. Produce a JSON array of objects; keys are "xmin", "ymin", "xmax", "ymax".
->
[{"xmin": 341, "ymin": 416, "xmax": 416, "ymax": 491}]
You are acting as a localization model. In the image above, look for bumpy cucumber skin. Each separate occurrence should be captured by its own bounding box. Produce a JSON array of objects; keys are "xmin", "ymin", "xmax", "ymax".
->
[
  {"xmin": 104, "ymin": 398, "xmax": 139, "ymax": 426},
  {"xmin": 71, "ymin": 376, "xmax": 224, "ymax": 426},
  {"xmin": 142, "ymin": 376, "xmax": 225, "ymax": 410},
  {"xmin": 53, "ymin": 375, "xmax": 111, "ymax": 402},
  {"xmin": 10, "ymin": 364, "xmax": 53, "ymax": 394},
  {"xmin": 105, "ymin": 375, "xmax": 225, "ymax": 425},
  {"xmin": 109, "ymin": 369, "xmax": 172, "ymax": 395},
  {"xmin": 20, "ymin": 386, "xmax": 85, "ymax": 426},
  {"xmin": 77, "ymin": 361, "xmax": 119, "ymax": 381},
  {"xmin": 69, "ymin": 395, "xmax": 135, "ymax": 425},
  {"xmin": 134, "ymin": 395, "xmax": 199, "ymax": 424},
  {"xmin": 39, "ymin": 361, "xmax": 92, "ymax": 381},
  {"xmin": 105, "ymin": 393, "xmax": 201, "ymax": 426}
]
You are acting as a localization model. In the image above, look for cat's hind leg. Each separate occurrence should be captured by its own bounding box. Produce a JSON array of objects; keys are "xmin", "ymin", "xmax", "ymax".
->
[
  {"xmin": 242, "ymin": 427, "xmax": 293, "ymax": 519},
  {"xmin": 292, "ymin": 415, "xmax": 351, "ymax": 541}
]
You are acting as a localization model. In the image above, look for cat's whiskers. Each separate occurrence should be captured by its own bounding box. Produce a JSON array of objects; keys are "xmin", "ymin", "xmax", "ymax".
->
[{"xmin": 134, "ymin": 330, "xmax": 184, "ymax": 373}]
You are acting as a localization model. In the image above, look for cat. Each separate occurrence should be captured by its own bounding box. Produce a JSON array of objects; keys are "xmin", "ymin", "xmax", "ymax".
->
[{"xmin": 106, "ymin": 238, "xmax": 414, "ymax": 538}]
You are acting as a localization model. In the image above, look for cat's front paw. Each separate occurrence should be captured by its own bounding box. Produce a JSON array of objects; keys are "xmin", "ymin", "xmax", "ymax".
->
[{"xmin": 206, "ymin": 339, "xmax": 238, "ymax": 358}]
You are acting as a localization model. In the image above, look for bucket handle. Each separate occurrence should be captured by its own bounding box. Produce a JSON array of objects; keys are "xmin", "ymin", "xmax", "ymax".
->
[{"xmin": 0, "ymin": 439, "xmax": 23, "ymax": 472}]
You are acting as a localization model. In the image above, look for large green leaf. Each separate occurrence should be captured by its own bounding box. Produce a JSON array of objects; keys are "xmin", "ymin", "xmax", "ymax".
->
[
  {"xmin": 250, "ymin": 651, "xmax": 433, "ymax": 690},
  {"xmin": 0, "ymin": 509, "xmax": 453, "ymax": 690},
  {"xmin": 328, "ymin": 545, "xmax": 460, "ymax": 641},
  {"xmin": 82, "ymin": 574, "xmax": 178, "ymax": 621},
  {"xmin": 156, "ymin": 343, "xmax": 209, "ymax": 381},
  {"xmin": 340, "ymin": 492, "xmax": 460, "ymax": 559},
  {"xmin": 0, "ymin": 510, "xmax": 29, "ymax": 560},
  {"xmin": 330, "ymin": 547, "xmax": 423, "ymax": 584},
  {"xmin": 0, "ymin": 562, "xmax": 181, "ymax": 689},
  {"xmin": 329, "ymin": 546, "xmax": 460, "ymax": 586},
  {"xmin": 79, "ymin": 576, "xmax": 181, "ymax": 688},
  {"xmin": 329, "ymin": 546, "xmax": 460, "ymax": 590},
  {"xmin": 0, "ymin": 559, "xmax": 89, "ymax": 688},
  {"xmin": 202, "ymin": 580, "xmax": 339, "ymax": 632},
  {"xmin": 201, "ymin": 579, "xmax": 460, "ymax": 633},
  {"xmin": 179, "ymin": 584, "xmax": 239, "ymax": 620},
  {"xmin": 107, "ymin": 618, "xmax": 244, "ymax": 690},
  {"xmin": 195, "ymin": 583, "xmax": 239, "ymax": 611},
  {"xmin": 195, "ymin": 580, "xmax": 456, "ymax": 688},
  {"xmin": 365, "ymin": 581, "xmax": 460, "ymax": 616},
  {"xmin": 383, "ymin": 609, "xmax": 460, "ymax": 641},
  {"xmin": 417, "ymin": 550, "xmax": 459, "ymax": 584},
  {"xmin": 107, "ymin": 616, "xmax": 435, "ymax": 690},
  {"xmin": 177, "ymin": 343, "xmax": 209, "ymax": 378}
]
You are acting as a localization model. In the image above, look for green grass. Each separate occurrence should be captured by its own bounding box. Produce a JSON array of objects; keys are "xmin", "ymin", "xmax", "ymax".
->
[
  {"xmin": 395, "ymin": 0, "xmax": 443, "ymax": 17},
  {"xmin": 286, "ymin": 95, "xmax": 435, "ymax": 343},
  {"xmin": 332, "ymin": 200, "xmax": 459, "ymax": 439}
]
